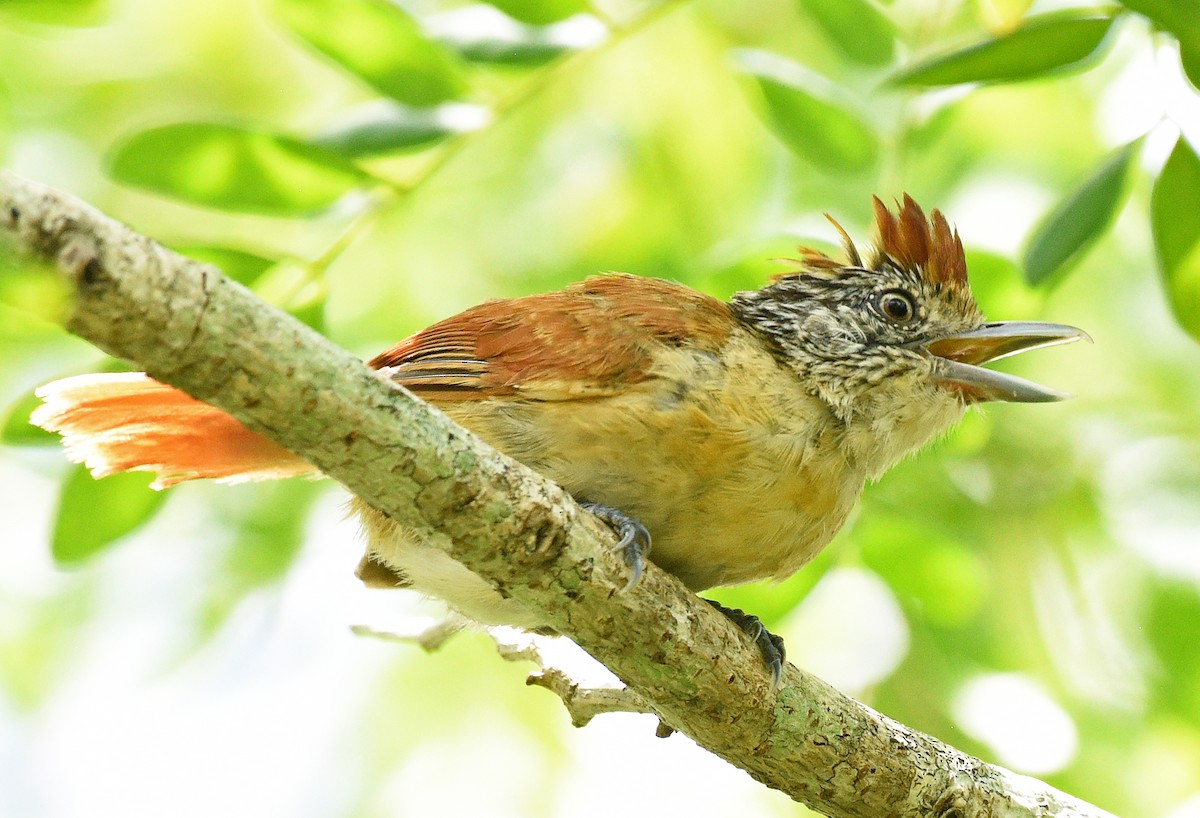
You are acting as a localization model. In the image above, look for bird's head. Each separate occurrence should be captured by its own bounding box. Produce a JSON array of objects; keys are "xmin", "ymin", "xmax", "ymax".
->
[{"xmin": 730, "ymin": 195, "xmax": 1087, "ymax": 474}]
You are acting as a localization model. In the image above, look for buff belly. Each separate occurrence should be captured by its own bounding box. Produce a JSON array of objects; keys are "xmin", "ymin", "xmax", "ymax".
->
[{"xmin": 355, "ymin": 339, "xmax": 868, "ymax": 626}]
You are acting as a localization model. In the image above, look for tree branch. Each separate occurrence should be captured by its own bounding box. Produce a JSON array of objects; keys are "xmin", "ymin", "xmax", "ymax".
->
[{"xmin": 0, "ymin": 171, "xmax": 1119, "ymax": 818}]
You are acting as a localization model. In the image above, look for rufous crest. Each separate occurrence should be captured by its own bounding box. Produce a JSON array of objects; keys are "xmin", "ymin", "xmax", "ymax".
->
[{"xmin": 791, "ymin": 194, "xmax": 968, "ymax": 289}]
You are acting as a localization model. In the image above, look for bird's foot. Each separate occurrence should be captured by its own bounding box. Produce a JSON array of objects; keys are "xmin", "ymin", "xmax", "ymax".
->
[
  {"xmin": 580, "ymin": 502, "xmax": 651, "ymax": 592},
  {"xmin": 705, "ymin": 599, "xmax": 786, "ymax": 686}
]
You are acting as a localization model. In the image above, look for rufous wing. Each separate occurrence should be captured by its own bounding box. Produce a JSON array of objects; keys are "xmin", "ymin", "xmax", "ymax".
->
[{"xmin": 369, "ymin": 273, "xmax": 735, "ymax": 401}]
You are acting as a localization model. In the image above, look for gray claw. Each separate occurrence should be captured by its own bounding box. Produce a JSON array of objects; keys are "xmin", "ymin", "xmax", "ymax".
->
[
  {"xmin": 706, "ymin": 599, "xmax": 786, "ymax": 686},
  {"xmin": 580, "ymin": 502, "xmax": 651, "ymax": 591}
]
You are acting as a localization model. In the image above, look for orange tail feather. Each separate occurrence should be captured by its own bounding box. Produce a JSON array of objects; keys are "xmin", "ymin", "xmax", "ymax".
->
[{"xmin": 31, "ymin": 373, "xmax": 316, "ymax": 488}]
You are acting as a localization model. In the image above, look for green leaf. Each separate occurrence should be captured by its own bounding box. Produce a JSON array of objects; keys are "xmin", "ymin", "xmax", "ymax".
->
[
  {"xmin": 312, "ymin": 104, "xmax": 476, "ymax": 158},
  {"xmin": 430, "ymin": 5, "xmax": 601, "ymax": 65},
  {"xmin": 1118, "ymin": 0, "xmax": 1200, "ymax": 45},
  {"xmin": 51, "ymin": 467, "xmax": 167, "ymax": 564},
  {"xmin": 1119, "ymin": 0, "xmax": 1200, "ymax": 89},
  {"xmin": 0, "ymin": 0, "xmax": 107, "ymax": 26},
  {"xmin": 174, "ymin": 245, "xmax": 277, "ymax": 286},
  {"xmin": 2, "ymin": 389, "xmax": 58, "ymax": 445},
  {"xmin": 737, "ymin": 50, "xmax": 878, "ymax": 173},
  {"xmin": 1022, "ymin": 140, "xmax": 1139, "ymax": 286},
  {"xmin": 1120, "ymin": 0, "xmax": 1200, "ymax": 34},
  {"xmin": 446, "ymin": 30, "xmax": 576, "ymax": 66},
  {"xmin": 1151, "ymin": 136, "xmax": 1200, "ymax": 342},
  {"xmin": 1184, "ymin": 43, "xmax": 1200, "ymax": 90},
  {"xmin": 889, "ymin": 13, "xmax": 1116, "ymax": 86},
  {"xmin": 108, "ymin": 123, "xmax": 367, "ymax": 215},
  {"xmin": 274, "ymin": 0, "xmax": 466, "ymax": 107},
  {"xmin": 451, "ymin": 37, "xmax": 571, "ymax": 66},
  {"xmin": 793, "ymin": 0, "xmax": 896, "ymax": 66},
  {"xmin": 482, "ymin": 0, "xmax": 586, "ymax": 25}
]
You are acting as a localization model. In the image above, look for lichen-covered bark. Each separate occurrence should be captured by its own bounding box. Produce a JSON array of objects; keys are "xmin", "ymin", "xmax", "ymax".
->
[{"xmin": 0, "ymin": 171, "xmax": 1120, "ymax": 818}]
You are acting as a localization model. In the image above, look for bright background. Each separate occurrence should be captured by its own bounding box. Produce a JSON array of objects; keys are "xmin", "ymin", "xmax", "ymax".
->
[{"xmin": 2, "ymin": 0, "xmax": 1200, "ymax": 816}]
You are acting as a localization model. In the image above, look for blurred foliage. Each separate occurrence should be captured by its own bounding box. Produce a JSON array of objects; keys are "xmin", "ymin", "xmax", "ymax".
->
[
  {"xmin": 1119, "ymin": 0, "xmax": 1200, "ymax": 88},
  {"xmin": 50, "ymin": 467, "xmax": 167, "ymax": 564},
  {"xmin": 1152, "ymin": 137, "xmax": 1200, "ymax": 341},
  {"xmin": 736, "ymin": 48, "xmax": 880, "ymax": 173},
  {"xmin": 2, "ymin": 1, "xmax": 1200, "ymax": 817},
  {"xmin": 274, "ymin": 0, "xmax": 468, "ymax": 106},
  {"xmin": 109, "ymin": 123, "xmax": 370, "ymax": 215},
  {"xmin": 792, "ymin": 0, "xmax": 896, "ymax": 66},
  {"xmin": 888, "ymin": 10, "xmax": 1117, "ymax": 86},
  {"xmin": 1023, "ymin": 138, "xmax": 1140, "ymax": 286}
]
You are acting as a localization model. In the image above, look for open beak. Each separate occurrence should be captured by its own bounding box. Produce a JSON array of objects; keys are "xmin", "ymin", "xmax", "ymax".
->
[{"xmin": 922, "ymin": 321, "xmax": 1091, "ymax": 403}]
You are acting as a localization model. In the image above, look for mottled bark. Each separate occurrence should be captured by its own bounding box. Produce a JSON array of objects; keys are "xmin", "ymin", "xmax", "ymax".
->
[{"xmin": 0, "ymin": 171, "xmax": 1119, "ymax": 818}]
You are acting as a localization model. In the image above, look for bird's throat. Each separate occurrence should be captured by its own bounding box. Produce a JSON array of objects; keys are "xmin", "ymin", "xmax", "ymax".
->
[{"xmin": 834, "ymin": 379, "xmax": 969, "ymax": 480}]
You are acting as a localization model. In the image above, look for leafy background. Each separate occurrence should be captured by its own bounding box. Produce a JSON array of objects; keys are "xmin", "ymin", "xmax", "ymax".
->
[{"xmin": 1, "ymin": 0, "xmax": 1199, "ymax": 816}]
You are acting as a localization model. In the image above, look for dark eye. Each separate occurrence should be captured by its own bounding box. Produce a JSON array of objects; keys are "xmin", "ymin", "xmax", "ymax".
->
[{"xmin": 877, "ymin": 290, "xmax": 916, "ymax": 323}]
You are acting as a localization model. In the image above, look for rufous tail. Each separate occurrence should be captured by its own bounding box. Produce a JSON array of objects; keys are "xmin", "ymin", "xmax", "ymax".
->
[{"xmin": 31, "ymin": 373, "xmax": 316, "ymax": 488}]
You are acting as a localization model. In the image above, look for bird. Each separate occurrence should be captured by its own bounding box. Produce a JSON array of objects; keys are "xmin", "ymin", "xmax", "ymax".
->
[{"xmin": 30, "ymin": 195, "xmax": 1086, "ymax": 679}]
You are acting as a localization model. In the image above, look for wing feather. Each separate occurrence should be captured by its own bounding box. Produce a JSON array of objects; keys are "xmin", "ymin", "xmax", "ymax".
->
[{"xmin": 369, "ymin": 274, "xmax": 734, "ymax": 401}]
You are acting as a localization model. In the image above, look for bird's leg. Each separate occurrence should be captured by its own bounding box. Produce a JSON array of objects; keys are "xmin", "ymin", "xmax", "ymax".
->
[
  {"xmin": 579, "ymin": 502, "xmax": 651, "ymax": 592},
  {"xmin": 704, "ymin": 599, "xmax": 786, "ymax": 686}
]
